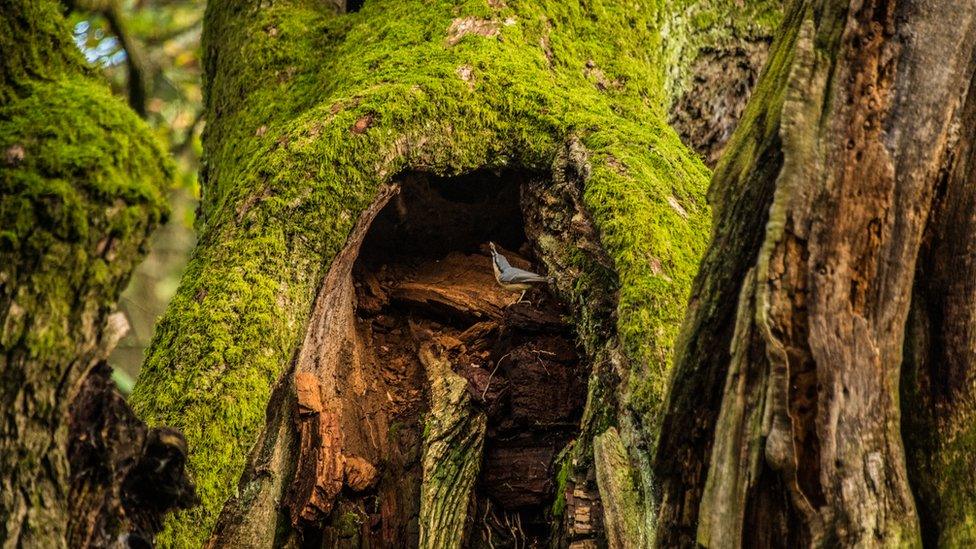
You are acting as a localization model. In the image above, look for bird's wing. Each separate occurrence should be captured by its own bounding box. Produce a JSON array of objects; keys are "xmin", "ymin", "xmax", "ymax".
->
[
  {"xmin": 492, "ymin": 253, "xmax": 512, "ymax": 271},
  {"xmin": 499, "ymin": 267, "xmax": 548, "ymax": 284}
]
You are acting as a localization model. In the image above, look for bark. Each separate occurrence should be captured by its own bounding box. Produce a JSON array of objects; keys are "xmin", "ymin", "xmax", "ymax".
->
[
  {"xmin": 208, "ymin": 174, "xmax": 590, "ymax": 547},
  {"xmin": 417, "ymin": 341, "xmax": 486, "ymax": 549},
  {"xmin": 594, "ymin": 427, "xmax": 644, "ymax": 548},
  {"xmin": 666, "ymin": 6, "xmax": 782, "ymax": 167},
  {"xmin": 655, "ymin": 0, "xmax": 976, "ymax": 546},
  {"xmin": 0, "ymin": 0, "xmax": 177, "ymax": 546},
  {"xmin": 902, "ymin": 50, "xmax": 976, "ymax": 546},
  {"xmin": 127, "ymin": 0, "xmax": 787, "ymax": 545},
  {"xmin": 68, "ymin": 363, "xmax": 198, "ymax": 547}
]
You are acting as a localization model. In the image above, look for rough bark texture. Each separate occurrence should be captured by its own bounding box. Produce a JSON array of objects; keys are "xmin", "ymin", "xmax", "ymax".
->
[
  {"xmin": 656, "ymin": 0, "xmax": 976, "ymax": 546},
  {"xmin": 666, "ymin": 5, "xmax": 781, "ymax": 167},
  {"xmin": 68, "ymin": 363, "xmax": 198, "ymax": 547},
  {"xmin": 593, "ymin": 427, "xmax": 643, "ymax": 548},
  {"xmin": 209, "ymin": 172, "xmax": 590, "ymax": 547},
  {"xmin": 902, "ymin": 50, "xmax": 976, "ymax": 547},
  {"xmin": 0, "ymin": 0, "xmax": 171, "ymax": 545},
  {"xmin": 417, "ymin": 341, "xmax": 486, "ymax": 549},
  {"xmin": 127, "ymin": 0, "xmax": 792, "ymax": 545}
]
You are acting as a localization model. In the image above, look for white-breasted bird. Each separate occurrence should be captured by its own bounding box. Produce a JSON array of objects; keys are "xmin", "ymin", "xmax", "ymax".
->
[{"xmin": 488, "ymin": 242, "xmax": 551, "ymax": 302}]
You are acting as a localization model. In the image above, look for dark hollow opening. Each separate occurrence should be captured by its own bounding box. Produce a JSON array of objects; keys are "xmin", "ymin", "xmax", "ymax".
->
[
  {"xmin": 359, "ymin": 170, "xmax": 527, "ymax": 264},
  {"xmin": 344, "ymin": 169, "xmax": 587, "ymax": 546},
  {"xmin": 345, "ymin": 0, "xmax": 366, "ymax": 13}
]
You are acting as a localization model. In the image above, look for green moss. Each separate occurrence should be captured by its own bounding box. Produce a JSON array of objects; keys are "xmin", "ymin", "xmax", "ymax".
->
[
  {"xmin": 128, "ymin": 0, "xmax": 760, "ymax": 544},
  {"xmin": 551, "ymin": 446, "xmax": 574, "ymax": 519},
  {"xmin": 618, "ymin": 0, "xmax": 796, "ymax": 444},
  {"xmin": 0, "ymin": 0, "xmax": 91, "ymax": 102},
  {"xmin": 930, "ymin": 426, "xmax": 976, "ymax": 546},
  {"xmin": 594, "ymin": 427, "xmax": 646, "ymax": 545},
  {"xmin": 1, "ymin": 78, "xmax": 171, "ymax": 360},
  {"xmin": 0, "ymin": 1, "xmax": 171, "ymax": 544},
  {"xmin": 335, "ymin": 511, "xmax": 362, "ymax": 539},
  {"xmin": 659, "ymin": 0, "xmax": 784, "ymax": 104}
]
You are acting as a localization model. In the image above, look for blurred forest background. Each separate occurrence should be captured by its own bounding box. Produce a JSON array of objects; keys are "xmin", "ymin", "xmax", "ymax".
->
[{"xmin": 68, "ymin": 0, "xmax": 203, "ymax": 391}]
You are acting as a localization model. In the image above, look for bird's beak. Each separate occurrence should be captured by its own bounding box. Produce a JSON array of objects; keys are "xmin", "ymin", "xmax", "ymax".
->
[{"xmin": 488, "ymin": 242, "xmax": 496, "ymax": 254}]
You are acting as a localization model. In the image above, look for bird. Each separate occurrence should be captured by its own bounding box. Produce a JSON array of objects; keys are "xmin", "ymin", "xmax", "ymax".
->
[{"xmin": 488, "ymin": 242, "xmax": 551, "ymax": 303}]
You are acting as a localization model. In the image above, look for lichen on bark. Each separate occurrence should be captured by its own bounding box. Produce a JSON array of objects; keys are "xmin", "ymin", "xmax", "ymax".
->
[{"xmin": 417, "ymin": 342, "xmax": 486, "ymax": 549}]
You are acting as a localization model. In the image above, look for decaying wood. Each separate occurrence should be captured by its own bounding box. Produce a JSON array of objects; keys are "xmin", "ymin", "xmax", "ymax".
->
[
  {"xmin": 657, "ymin": 0, "xmax": 976, "ymax": 545},
  {"xmin": 521, "ymin": 138, "xmax": 621, "ymax": 546},
  {"xmin": 417, "ymin": 340, "xmax": 486, "ymax": 549},
  {"xmin": 387, "ymin": 252, "xmax": 514, "ymax": 322},
  {"xmin": 211, "ymin": 175, "xmax": 588, "ymax": 546},
  {"xmin": 209, "ymin": 184, "xmax": 402, "ymax": 547},
  {"xmin": 68, "ymin": 363, "xmax": 198, "ymax": 547},
  {"xmin": 593, "ymin": 427, "xmax": 643, "ymax": 549},
  {"xmin": 286, "ymin": 372, "xmax": 345, "ymax": 525},
  {"xmin": 562, "ymin": 479, "xmax": 603, "ymax": 549},
  {"xmin": 1, "ymin": 274, "xmax": 161, "ymax": 547}
]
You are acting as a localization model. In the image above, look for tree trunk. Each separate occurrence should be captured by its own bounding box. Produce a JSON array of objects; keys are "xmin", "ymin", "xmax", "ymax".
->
[
  {"xmin": 129, "ymin": 0, "xmax": 780, "ymax": 546},
  {"xmin": 902, "ymin": 40, "xmax": 976, "ymax": 548},
  {"xmin": 0, "ymin": 0, "xmax": 174, "ymax": 545},
  {"xmin": 655, "ymin": 0, "xmax": 976, "ymax": 546}
]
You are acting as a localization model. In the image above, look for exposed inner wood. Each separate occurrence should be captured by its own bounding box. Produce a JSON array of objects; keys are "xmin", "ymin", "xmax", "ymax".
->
[
  {"xmin": 664, "ymin": 0, "xmax": 976, "ymax": 545},
  {"xmin": 213, "ymin": 170, "xmax": 588, "ymax": 547}
]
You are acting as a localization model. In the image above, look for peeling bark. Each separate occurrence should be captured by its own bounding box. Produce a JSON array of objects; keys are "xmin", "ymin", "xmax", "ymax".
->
[{"xmin": 211, "ymin": 172, "xmax": 590, "ymax": 546}]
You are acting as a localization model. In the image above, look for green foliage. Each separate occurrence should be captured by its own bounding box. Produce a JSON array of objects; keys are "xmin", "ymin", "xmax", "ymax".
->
[{"xmin": 128, "ymin": 0, "xmax": 749, "ymax": 544}]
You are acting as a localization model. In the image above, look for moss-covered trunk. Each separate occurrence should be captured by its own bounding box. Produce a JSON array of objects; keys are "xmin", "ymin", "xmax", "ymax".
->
[
  {"xmin": 0, "ymin": 0, "xmax": 171, "ymax": 545},
  {"xmin": 129, "ymin": 0, "xmax": 781, "ymax": 546},
  {"xmin": 654, "ymin": 0, "xmax": 976, "ymax": 546}
]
